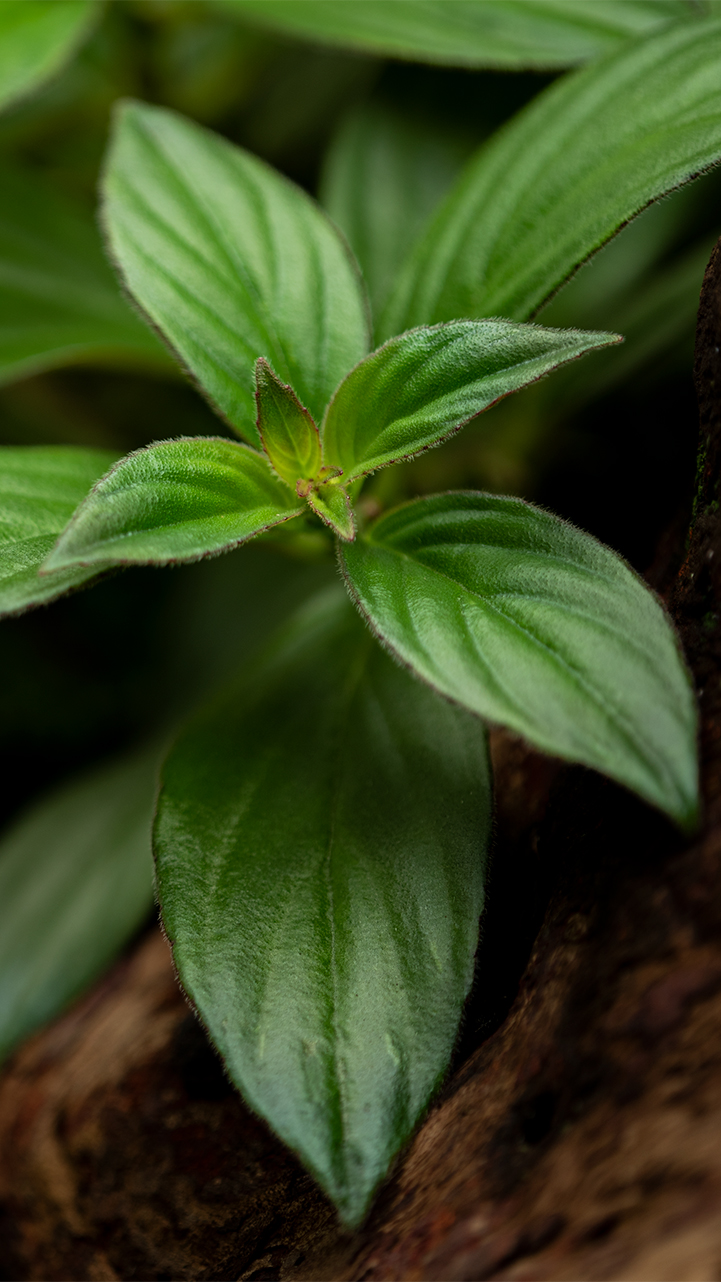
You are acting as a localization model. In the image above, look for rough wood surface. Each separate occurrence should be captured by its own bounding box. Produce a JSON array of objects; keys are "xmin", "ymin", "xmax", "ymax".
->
[{"xmin": 1, "ymin": 242, "xmax": 721, "ymax": 1282}]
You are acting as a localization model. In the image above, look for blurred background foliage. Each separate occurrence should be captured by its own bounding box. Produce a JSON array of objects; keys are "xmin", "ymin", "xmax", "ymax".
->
[{"xmin": 0, "ymin": 0, "xmax": 717, "ymax": 839}]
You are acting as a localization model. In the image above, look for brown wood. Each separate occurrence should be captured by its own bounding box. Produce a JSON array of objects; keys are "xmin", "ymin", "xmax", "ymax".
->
[{"xmin": 2, "ymin": 242, "xmax": 721, "ymax": 1282}]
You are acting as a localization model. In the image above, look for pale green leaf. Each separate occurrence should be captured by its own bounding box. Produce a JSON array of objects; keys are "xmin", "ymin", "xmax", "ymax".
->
[
  {"xmin": 256, "ymin": 357, "xmax": 322, "ymax": 488},
  {"xmin": 43, "ymin": 437, "xmax": 303, "ymax": 572},
  {"xmin": 340, "ymin": 493, "xmax": 698, "ymax": 828},
  {"xmin": 0, "ymin": 445, "xmax": 119, "ymax": 619},
  {"xmin": 306, "ymin": 481, "xmax": 355, "ymax": 540},
  {"xmin": 102, "ymin": 101, "xmax": 369, "ymax": 446},
  {"xmin": 0, "ymin": 163, "xmax": 173, "ymax": 386},
  {"xmin": 381, "ymin": 19, "xmax": 721, "ymax": 338},
  {"xmin": 0, "ymin": 745, "xmax": 158, "ymax": 1062},
  {"xmin": 0, "ymin": 0, "xmax": 97, "ymax": 115},
  {"xmin": 222, "ymin": 0, "xmax": 695, "ymax": 69},
  {"xmin": 322, "ymin": 321, "xmax": 620, "ymax": 482},
  {"xmin": 155, "ymin": 588, "xmax": 491, "ymax": 1225}
]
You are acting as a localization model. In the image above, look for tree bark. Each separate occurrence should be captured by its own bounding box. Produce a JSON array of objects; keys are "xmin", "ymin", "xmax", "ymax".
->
[{"xmin": 2, "ymin": 242, "xmax": 721, "ymax": 1282}]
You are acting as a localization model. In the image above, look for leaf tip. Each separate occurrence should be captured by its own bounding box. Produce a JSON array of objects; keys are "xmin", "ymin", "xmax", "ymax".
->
[
  {"xmin": 38, "ymin": 543, "xmax": 71, "ymax": 576},
  {"xmin": 592, "ymin": 329, "xmax": 624, "ymax": 349},
  {"xmin": 672, "ymin": 780, "xmax": 701, "ymax": 836}
]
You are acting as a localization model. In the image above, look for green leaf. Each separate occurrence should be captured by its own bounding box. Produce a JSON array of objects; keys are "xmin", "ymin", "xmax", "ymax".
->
[
  {"xmin": 0, "ymin": 744, "xmax": 158, "ymax": 1062},
  {"xmin": 155, "ymin": 588, "xmax": 491, "ymax": 1225},
  {"xmin": 0, "ymin": 163, "xmax": 173, "ymax": 386},
  {"xmin": 542, "ymin": 235, "xmax": 716, "ymax": 413},
  {"xmin": 537, "ymin": 187, "xmax": 704, "ymax": 330},
  {"xmin": 306, "ymin": 481, "xmax": 355, "ymax": 541},
  {"xmin": 0, "ymin": 0, "xmax": 97, "ymax": 115},
  {"xmin": 340, "ymin": 493, "xmax": 698, "ymax": 829},
  {"xmin": 256, "ymin": 357, "xmax": 321, "ymax": 489},
  {"xmin": 222, "ymin": 0, "xmax": 695, "ymax": 70},
  {"xmin": 320, "ymin": 101, "xmax": 472, "ymax": 323},
  {"xmin": 381, "ymin": 19, "xmax": 721, "ymax": 338},
  {"xmin": 43, "ymin": 437, "xmax": 303, "ymax": 573},
  {"xmin": 517, "ymin": 187, "xmax": 716, "ymax": 415},
  {"xmin": 321, "ymin": 320, "xmax": 620, "ymax": 483},
  {"xmin": 0, "ymin": 445, "xmax": 120, "ymax": 619},
  {"xmin": 102, "ymin": 101, "xmax": 370, "ymax": 446}
]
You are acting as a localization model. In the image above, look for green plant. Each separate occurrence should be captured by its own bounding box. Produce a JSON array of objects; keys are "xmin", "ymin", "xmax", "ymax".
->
[{"xmin": 2, "ymin": 10, "xmax": 721, "ymax": 1230}]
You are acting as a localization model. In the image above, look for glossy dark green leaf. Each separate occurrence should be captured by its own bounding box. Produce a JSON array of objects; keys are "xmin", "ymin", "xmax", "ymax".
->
[
  {"xmin": 320, "ymin": 102, "xmax": 472, "ymax": 323},
  {"xmin": 43, "ymin": 437, "xmax": 302, "ymax": 572},
  {"xmin": 155, "ymin": 588, "xmax": 491, "ymax": 1225},
  {"xmin": 0, "ymin": 163, "xmax": 173, "ymax": 386},
  {"xmin": 0, "ymin": 745, "xmax": 158, "ymax": 1061},
  {"xmin": 223, "ymin": 1, "xmax": 694, "ymax": 69},
  {"xmin": 306, "ymin": 482, "xmax": 355, "ymax": 541},
  {"xmin": 321, "ymin": 321, "xmax": 620, "ymax": 483},
  {"xmin": 0, "ymin": 445, "xmax": 119, "ymax": 619},
  {"xmin": 0, "ymin": 0, "xmax": 97, "ymax": 114},
  {"xmin": 256, "ymin": 357, "xmax": 321, "ymax": 489},
  {"xmin": 340, "ymin": 493, "xmax": 698, "ymax": 829},
  {"xmin": 381, "ymin": 20, "xmax": 721, "ymax": 338},
  {"xmin": 102, "ymin": 101, "xmax": 369, "ymax": 446}
]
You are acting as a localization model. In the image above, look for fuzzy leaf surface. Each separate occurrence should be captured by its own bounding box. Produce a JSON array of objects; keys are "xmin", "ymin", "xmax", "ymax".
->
[
  {"xmin": 223, "ymin": 1, "xmax": 694, "ymax": 69},
  {"xmin": 256, "ymin": 357, "xmax": 321, "ymax": 487},
  {"xmin": 0, "ymin": 445, "xmax": 119, "ymax": 618},
  {"xmin": 155, "ymin": 589, "xmax": 491, "ymax": 1225},
  {"xmin": 322, "ymin": 321, "xmax": 620, "ymax": 482},
  {"xmin": 0, "ymin": 0, "xmax": 97, "ymax": 114},
  {"xmin": 381, "ymin": 19, "xmax": 721, "ymax": 338},
  {"xmin": 306, "ymin": 483, "xmax": 355, "ymax": 541},
  {"xmin": 0, "ymin": 745, "xmax": 158, "ymax": 1062},
  {"xmin": 103, "ymin": 102, "xmax": 369, "ymax": 446},
  {"xmin": 341, "ymin": 493, "xmax": 698, "ymax": 828},
  {"xmin": 0, "ymin": 164, "xmax": 172, "ymax": 386},
  {"xmin": 44, "ymin": 438, "xmax": 302, "ymax": 571}
]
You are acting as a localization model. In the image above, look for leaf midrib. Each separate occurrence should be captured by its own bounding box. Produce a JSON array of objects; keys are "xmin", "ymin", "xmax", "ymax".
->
[
  {"xmin": 322, "ymin": 629, "xmax": 375, "ymax": 1183},
  {"xmin": 64, "ymin": 505, "xmax": 301, "ymax": 550},
  {"xmin": 123, "ymin": 132, "xmax": 302, "ymax": 397}
]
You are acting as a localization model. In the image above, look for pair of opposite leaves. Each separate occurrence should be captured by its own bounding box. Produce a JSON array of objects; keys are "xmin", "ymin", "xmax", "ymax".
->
[
  {"xmin": 19, "ymin": 97, "xmax": 699, "ymax": 1228},
  {"xmin": 37, "ymin": 96, "xmax": 696, "ymax": 833}
]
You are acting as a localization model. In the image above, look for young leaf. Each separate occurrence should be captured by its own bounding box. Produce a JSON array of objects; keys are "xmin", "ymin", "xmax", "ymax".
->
[
  {"xmin": 0, "ymin": 744, "xmax": 158, "ymax": 1062},
  {"xmin": 381, "ymin": 19, "xmax": 721, "ymax": 338},
  {"xmin": 321, "ymin": 320, "xmax": 620, "ymax": 483},
  {"xmin": 43, "ymin": 438, "xmax": 303, "ymax": 572},
  {"xmin": 0, "ymin": 163, "xmax": 173, "ymax": 386},
  {"xmin": 306, "ymin": 482, "xmax": 355, "ymax": 542},
  {"xmin": 222, "ymin": 1, "xmax": 695, "ymax": 70},
  {"xmin": 320, "ymin": 101, "xmax": 472, "ymax": 323},
  {"xmin": 256, "ymin": 357, "xmax": 321, "ymax": 488},
  {"xmin": 0, "ymin": 0, "xmax": 97, "ymax": 115},
  {"xmin": 0, "ymin": 445, "xmax": 120, "ymax": 619},
  {"xmin": 155, "ymin": 588, "xmax": 491, "ymax": 1226},
  {"xmin": 102, "ymin": 101, "xmax": 370, "ymax": 447},
  {"xmin": 340, "ymin": 493, "xmax": 698, "ymax": 829}
]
